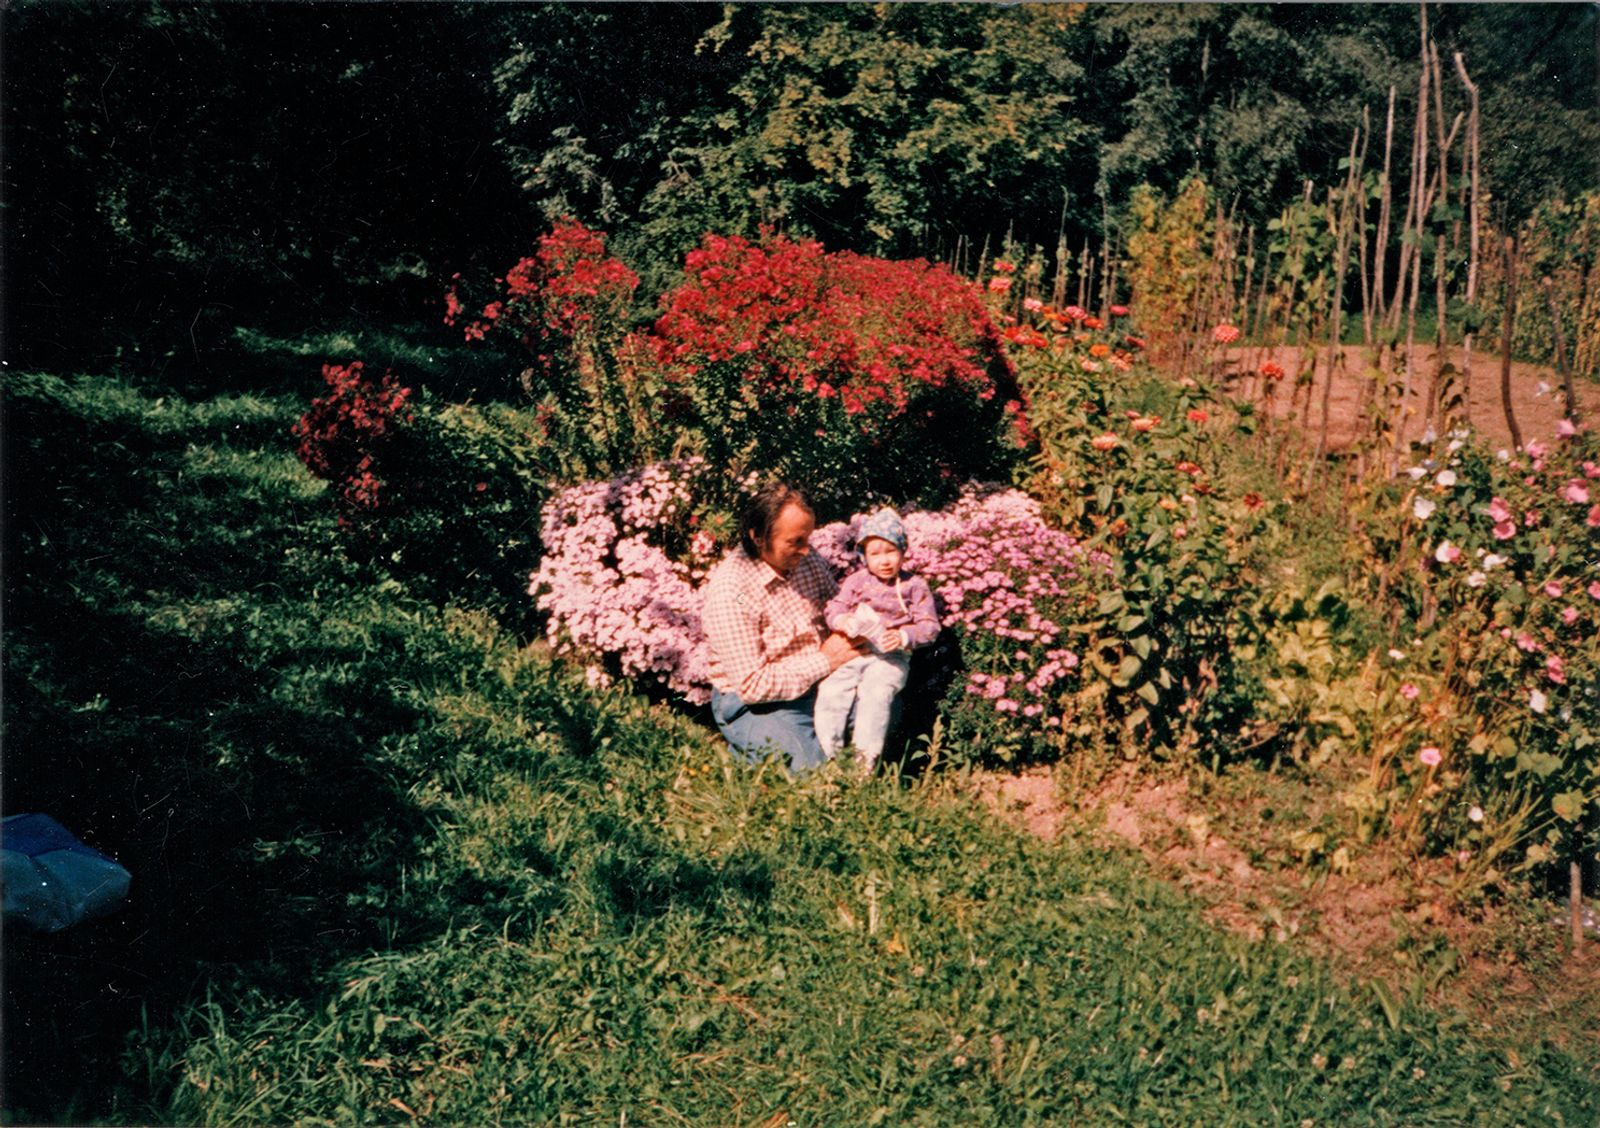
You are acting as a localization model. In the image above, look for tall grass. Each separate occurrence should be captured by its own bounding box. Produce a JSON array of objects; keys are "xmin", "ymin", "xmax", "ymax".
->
[{"xmin": 3, "ymin": 371, "xmax": 1595, "ymax": 1124}]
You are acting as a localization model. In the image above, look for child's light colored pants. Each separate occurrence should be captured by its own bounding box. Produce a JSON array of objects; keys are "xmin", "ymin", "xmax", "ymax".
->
[{"xmin": 814, "ymin": 650, "xmax": 911, "ymax": 768}]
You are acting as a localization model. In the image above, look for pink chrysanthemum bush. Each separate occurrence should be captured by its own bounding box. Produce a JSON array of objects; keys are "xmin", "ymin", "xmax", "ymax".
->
[
  {"xmin": 532, "ymin": 468, "xmax": 1124, "ymax": 763},
  {"xmin": 1352, "ymin": 424, "xmax": 1600, "ymax": 884},
  {"xmin": 530, "ymin": 458, "xmax": 730, "ymax": 705}
]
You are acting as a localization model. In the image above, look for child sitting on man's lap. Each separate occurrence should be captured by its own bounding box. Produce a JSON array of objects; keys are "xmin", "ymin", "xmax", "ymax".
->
[{"xmin": 814, "ymin": 508, "xmax": 940, "ymax": 770}]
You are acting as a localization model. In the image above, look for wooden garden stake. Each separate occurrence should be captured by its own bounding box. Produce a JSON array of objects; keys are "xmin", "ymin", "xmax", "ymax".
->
[
  {"xmin": 1541, "ymin": 275, "xmax": 1581, "ymax": 424},
  {"xmin": 1572, "ymin": 861, "xmax": 1584, "ymax": 950},
  {"xmin": 1499, "ymin": 236, "xmax": 1524, "ymax": 451},
  {"xmin": 1452, "ymin": 57, "xmax": 1481, "ymax": 424}
]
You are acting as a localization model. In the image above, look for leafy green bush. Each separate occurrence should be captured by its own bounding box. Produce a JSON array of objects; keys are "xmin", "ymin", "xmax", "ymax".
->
[
  {"xmin": 292, "ymin": 362, "xmax": 551, "ymax": 630},
  {"xmin": 1009, "ymin": 310, "xmax": 1274, "ymax": 763},
  {"xmin": 1345, "ymin": 426, "xmax": 1600, "ymax": 886}
]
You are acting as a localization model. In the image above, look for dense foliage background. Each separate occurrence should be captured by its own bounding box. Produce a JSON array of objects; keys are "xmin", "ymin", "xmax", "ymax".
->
[{"xmin": 7, "ymin": 2, "xmax": 1596, "ymax": 383}]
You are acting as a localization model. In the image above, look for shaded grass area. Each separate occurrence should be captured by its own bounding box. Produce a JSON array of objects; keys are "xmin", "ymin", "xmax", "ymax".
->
[{"xmin": 2, "ymin": 372, "xmax": 1595, "ymax": 1125}]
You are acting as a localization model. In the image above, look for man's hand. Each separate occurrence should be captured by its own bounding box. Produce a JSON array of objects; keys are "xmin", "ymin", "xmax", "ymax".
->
[{"xmin": 821, "ymin": 632, "xmax": 867, "ymax": 671}]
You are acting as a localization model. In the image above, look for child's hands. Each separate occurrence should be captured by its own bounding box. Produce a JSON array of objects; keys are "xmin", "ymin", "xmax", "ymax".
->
[{"xmin": 878, "ymin": 628, "xmax": 905, "ymax": 652}]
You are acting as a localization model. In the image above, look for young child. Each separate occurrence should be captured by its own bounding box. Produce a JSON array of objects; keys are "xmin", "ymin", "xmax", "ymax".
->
[{"xmin": 814, "ymin": 508, "xmax": 941, "ymax": 769}]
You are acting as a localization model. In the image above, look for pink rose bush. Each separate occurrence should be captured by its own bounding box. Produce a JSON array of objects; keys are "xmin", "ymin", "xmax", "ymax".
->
[{"xmin": 1365, "ymin": 424, "xmax": 1600, "ymax": 876}]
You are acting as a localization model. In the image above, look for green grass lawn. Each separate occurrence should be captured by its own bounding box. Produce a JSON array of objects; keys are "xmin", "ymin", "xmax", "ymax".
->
[{"xmin": 3, "ymin": 371, "xmax": 1595, "ymax": 1125}]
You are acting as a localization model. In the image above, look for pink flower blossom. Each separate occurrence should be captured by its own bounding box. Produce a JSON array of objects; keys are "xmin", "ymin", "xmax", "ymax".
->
[
  {"xmin": 1544, "ymin": 580, "xmax": 1564, "ymax": 598},
  {"xmin": 1563, "ymin": 481, "xmax": 1590, "ymax": 504},
  {"xmin": 1486, "ymin": 497, "xmax": 1513, "ymax": 523},
  {"xmin": 1492, "ymin": 520, "xmax": 1517, "ymax": 541},
  {"xmin": 1434, "ymin": 541, "xmax": 1461, "ymax": 564},
  {"xmin": 1557, "ymin": 418, "xmax": 1577, "ymax": 438},
  {"xmin": 1418, "ymin": 746, "xmax": 1442, "ymax": 767},
  {"xmin": 1524, "ymin": 439, "xmax": 1548, "ymax": 460},
  {"xmin": 988, "ymin": 276, "xmax": 1012, "ymax": 293},
  {"xmin": 1561, "ymin": 607, "xmax": 1579, "ymax": 625},
  {"xmin": 1587, "ymin": 505, "xmax": 1600, "ymax": 528},
  {"xmin": 1589, "ymin": 581, "xmax": 1600, "ymax": 601},
  {"xmin": 1212, "ymin": 323, "xmax": 1240, "ymax": 344},
  {"xmin": 1585, "ymin": 461, "xmax": 1600, "ymax": 479},
  {"xmin": 1400, "ymin": 682, "xmax": 1420, "ymax": 700},
  {"xmin": 1546, "ymin": 655, "xmax": 1567, "ymax": 685}
]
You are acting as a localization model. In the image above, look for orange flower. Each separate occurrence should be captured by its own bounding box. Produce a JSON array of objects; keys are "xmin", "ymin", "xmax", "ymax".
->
[
  {"xmin": 1089, "ymin": 342, "xmax": 1111, "ymax": 358},
  {"xmin": 1186, "ymin": 409, "xmax": 1209, "ymax": 424},
  {"xmin": 1132, "ymin": 415, "xmax": 1159, "ymax": 433},
  {"xmin": 1091, "ymin": 433, "xmax": 1120, "ymax": 452}
]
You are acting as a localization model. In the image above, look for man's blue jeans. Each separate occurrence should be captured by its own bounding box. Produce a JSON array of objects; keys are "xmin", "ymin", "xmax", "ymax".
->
[{"xmin": 710, "ymin": 687, "xmax": 827, "ymax": 774}]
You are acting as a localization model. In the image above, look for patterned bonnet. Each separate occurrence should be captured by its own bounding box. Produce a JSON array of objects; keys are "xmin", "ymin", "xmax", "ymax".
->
[{"xmin": 854, "ymin": 508, "xmax": 907, "ymax": 552}]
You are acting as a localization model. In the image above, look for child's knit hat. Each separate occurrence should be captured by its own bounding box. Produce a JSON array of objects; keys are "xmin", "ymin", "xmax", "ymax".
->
[{"xmin": 854, "ymin": 508, "xmax": 907, "ymax": 551}]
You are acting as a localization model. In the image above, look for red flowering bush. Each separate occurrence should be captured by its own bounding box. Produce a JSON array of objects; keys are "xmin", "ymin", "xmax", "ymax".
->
[
  {"xmin": 646, "ymin": 230, "xmax": 1028, "ymax": 515},
  {"xmin": 294, "ymin": 361, "xmax": 549, "ymax": 627},
  {"xmin": 292, "ymin": 361, "xmax": 413, "ymax": 521},
  {"xmin": 445, "ymin": 220, "xmax": 653, "ymax": 476}
]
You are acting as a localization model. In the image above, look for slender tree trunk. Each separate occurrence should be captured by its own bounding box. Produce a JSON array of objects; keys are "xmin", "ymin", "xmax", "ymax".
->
[{"xmin": 1500, "ymin": 235, "xmax": 1524, "ymax": 450}]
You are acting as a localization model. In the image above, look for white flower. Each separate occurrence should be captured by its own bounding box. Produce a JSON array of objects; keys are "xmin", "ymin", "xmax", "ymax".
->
[
  {"xmin": 1530, "ymin": 689, "xmax": 1548, "ymax": 714},
  {"xmin": 1421, "ymin": 427, "xmax": 1438, "ymax": 445},
  {"xmin": 1466, "ymin": 571, "xmax": 1486, "ymax": 588},
  {"xmin": 1468, "ymin": 806, "xmax": 1484, "ymax": 823},
  {"xmin": 1448, "ymin": 438, "xmax": 1465, "ymax": 453},
  {"xmin": 1435, "ymin": 470, "xmax": 1457, "ymax": 488},
  {"xmin": 1483, "ymin": 553, "xmax": 1507, "ymax": 569},
  {"xmin": 1434, "ymin": 540, "xmax": 1461, "ymax": 564},
  {"xmin": 1496, "ymin": 449, "xmax": 1510, "ymax": 462},
  {"xmin": 1413, "ymin": 497, "xmax": 1437, "ymax": 520},
  {"xmin": 1536, "ymin": 381, "xmax": 1552, "ymax": 397},
  {"xmin": 1406, "ymin": 466, "xmax": 1427, "ymax": 481},
  {"xmin": 1388, "ymin": 648, "xmax": 1406, "ymax": 661}
]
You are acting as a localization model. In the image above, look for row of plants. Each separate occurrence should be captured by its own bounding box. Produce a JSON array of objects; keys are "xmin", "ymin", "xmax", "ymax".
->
[{"xmin": 6, "ymin": 367, "xmax": 1596, "ymax": 1121}]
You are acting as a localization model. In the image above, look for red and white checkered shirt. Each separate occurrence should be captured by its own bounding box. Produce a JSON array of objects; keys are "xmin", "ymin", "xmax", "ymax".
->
[{"xmin": 702, "ymin": 549, "xmax": 838, "ymax": 703}]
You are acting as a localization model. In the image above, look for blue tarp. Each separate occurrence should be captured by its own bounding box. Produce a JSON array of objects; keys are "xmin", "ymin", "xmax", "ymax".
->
[{"xmin": 2, "ymin": 813, "xmax": 132, "ymax": 933}]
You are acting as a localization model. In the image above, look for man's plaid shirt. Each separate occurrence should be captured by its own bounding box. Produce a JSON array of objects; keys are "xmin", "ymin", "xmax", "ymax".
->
[{"xmin": 703, "ymin": 549, "xmax": 838, "ymax": 703}]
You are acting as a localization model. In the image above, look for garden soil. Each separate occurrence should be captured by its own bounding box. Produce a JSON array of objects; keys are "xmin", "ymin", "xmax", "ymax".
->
[{"xmin": 1215, "ymin": 343, "xmax": 1579, "ymax": 453}]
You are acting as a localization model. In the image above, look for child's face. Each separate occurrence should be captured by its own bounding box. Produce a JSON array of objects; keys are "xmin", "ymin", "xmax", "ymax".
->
[{"xmin": 861, "ymin": 537, "xmax": 904, "ymax": 581}]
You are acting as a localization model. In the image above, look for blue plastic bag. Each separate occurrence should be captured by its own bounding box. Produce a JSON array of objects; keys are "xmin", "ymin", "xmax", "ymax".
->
[{"xmin": 2, "ymin": 813, "xmax": 132, "ymax": 933}]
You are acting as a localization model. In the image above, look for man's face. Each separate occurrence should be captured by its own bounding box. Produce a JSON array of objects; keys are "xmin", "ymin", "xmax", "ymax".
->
[{"xmin": 759, "ymin": 502, "xmax": 815, "ymax": 576}]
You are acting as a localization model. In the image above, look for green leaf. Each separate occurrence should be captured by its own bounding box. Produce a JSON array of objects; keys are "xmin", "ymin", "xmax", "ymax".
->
[{"xmin": 1371, "ymin": 980, "xmax": 1401, "ymax": 1030}]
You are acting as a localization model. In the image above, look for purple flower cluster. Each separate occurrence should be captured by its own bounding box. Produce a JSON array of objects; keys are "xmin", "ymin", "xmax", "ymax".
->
[
  {"xmin": 535, "ymin": 475, "xmax": 1115, "ymax": 733},
  {"xmin": 531, "ymin": 459, "xmax": 715, "ymax": 704},
  {"xmin": 817, "ymin": 487, "xmax": 1114, "ymax": 729}
]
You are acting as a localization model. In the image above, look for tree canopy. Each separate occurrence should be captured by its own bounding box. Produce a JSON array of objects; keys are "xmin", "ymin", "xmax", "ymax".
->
[{"xmin": 5, "ymin": 1, "xmax": 1594, "ymax": 378}]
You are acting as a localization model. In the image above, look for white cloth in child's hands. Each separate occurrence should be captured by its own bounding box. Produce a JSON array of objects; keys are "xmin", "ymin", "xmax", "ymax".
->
[{"xmin": 839, "ymin": 603, "xmax": 896, "ymax": 652}]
